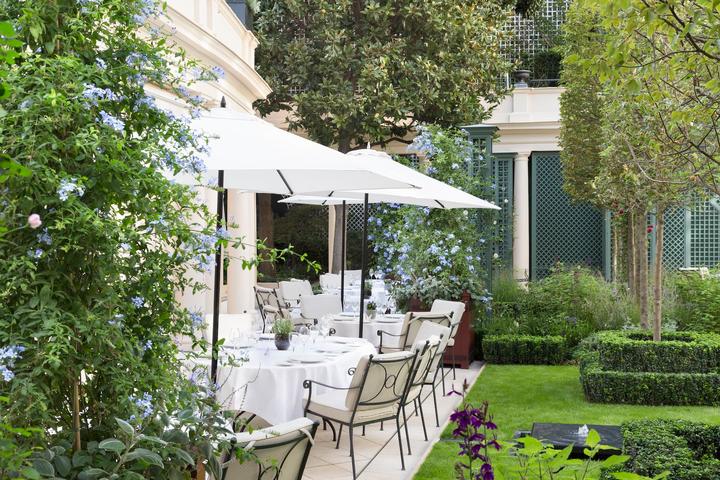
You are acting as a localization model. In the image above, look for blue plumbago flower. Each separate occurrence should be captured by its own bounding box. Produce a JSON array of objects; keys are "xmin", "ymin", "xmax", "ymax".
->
[
  {"xmin": 120, "ymin": 243, "xmax": 130, "ymax": 250},
  {"xmin": 189, "ymin": 108, "xmax": 201, "ymax": 119},
  {"xmin": 426, "ymin": 166, "xmax": 438, "ymax": 175},
  {"xmin": 216, "ymin": 226, "xmax": 231, "ymax": 240},
  {"xmin": 19, "ymin": 99, "xmax": 32, "ymax": 110},
  {"xmin": 95, "ymin": 58, "xmax": 106, "ymax": 69},
  {"xmin": 132, "ymin": 0, "xmax": 158, "ymax": 24},
  {"xmin": 429, "ymin": 244, "xmax": 440, "ymax": 255},
  {"xmin": 177, "ymin": 85, "xmax": 190, "ymax": 98},
  {"xmin": 189, "ymin": 310, "xmax": 204, "ymax": 329},
  {"xmin": 58, "ymin": 177, "xmax": 85, "ymax": 201},
  {"xmin": 109, "ymin": 313, "xmax": 124, "ymax": 327},
  {"xmin": 129, "ymin": 392, "xmax": 154, "ymax": 419},
  {"xmin": 142, "ymin": 340, "xmax": 152, "ymax": 352},
  {"xmin": 451, "ymin": 163, "xmax": 460, "ymax": 170},
  {"xmin": 78, "ymin": 0, "xmax": 101, "ymax": 13},
  {"xmin": 98, "ymin": 111, "xmax": 125, "ymax": 132},
  {"xmin": 37, "ymin": 229, "xmax": 52, "ymax": 245},
  {"xmin": 450, "ymin": 245, "xmax": 460, "ymax": 254},
  {"xmin": 126, "ymin": 52, "xmax": 148, "ymax": 68},
  {"xmin": 211, "ymin": 65, "xmax": 225, "ymax": 79},
  {"xmin": 131, "ymin": 296, "xmax": 144, "ymax": 308},
  {"xmin": 134, "ymin": 95, "xmax": 157, "ymax": 111},
  {"xmin": 189, "ymin": 94, "xmax": 204, "ymax": 104},
  {"xmin": 195, "ymin": 253, "xmax": 214, "ymax": 272},
  {"xmin": 27, "ymin": 248, "xmax": 43, "ymax": 259},
  {"xmin": 0, "ymin": 345, "xmax": 25, "ymax": 382},
  {"xmin": 82, "ymin": 83, "xmax": 120, "ymax": 106}
]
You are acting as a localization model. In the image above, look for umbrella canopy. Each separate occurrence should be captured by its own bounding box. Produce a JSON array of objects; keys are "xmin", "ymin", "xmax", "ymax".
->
[
  {"xmin": 280, "ymin": 148, "xmax": 499, "ymax": 339},
  {"xmin": 191, "ymin": 109, "xmax": 416, "ymax": 193},
  {"xmin": 300, "ymin": 149, "xmax": 500, "ymax": 210}
]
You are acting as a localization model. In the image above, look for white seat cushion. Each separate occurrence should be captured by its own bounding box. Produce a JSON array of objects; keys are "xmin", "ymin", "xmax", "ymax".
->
[{"xmin": 306, "ymin": 389, "xmax": 397, "ymax": 424}]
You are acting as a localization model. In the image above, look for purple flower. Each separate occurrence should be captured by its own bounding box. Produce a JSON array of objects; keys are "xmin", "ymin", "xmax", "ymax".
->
[
  {"xmin": 37, "ymin": 229, "xmax": 52, "ymax": 245},
  {"xmin": 58, "ymin": 177, "xmax": 85, "ymax": 201},
  {"xmin": 131, "ymin": 296, "xmax": 144, "ymax": 308},
  {"xmin": 0, "ymin": 345, "xmax": 25, "ymax": 382},
  {"xmin": 27, "ymin": 248, "xmax": 43, "ymax": 259},
  {"xmin": 211, "ymin": 65, "xmax": 225, "ymax": 79},
  {"xmin": 129, "ymin": 392, "xmax": 153, "ymax": 418}
]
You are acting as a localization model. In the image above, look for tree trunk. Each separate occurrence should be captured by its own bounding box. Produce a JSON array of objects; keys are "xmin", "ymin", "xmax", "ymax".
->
[
  {"xmin": 330, "ymin": 137, "xmax": 352, "ymax": 273},
  {"xmin": 652, "ymin": 207, "xmax": 665, "ymax": 341},
  {"xmin": 634, "ymin": 208, "xmax": 649, "ymax": 329},
  {"xmin": 72, "ymin": 378, "xmax": 81, "ymax": 451},
  {"xmin": 612, "ymin": 223, "xmax": 618, "ymax": 283},
  {"xmin": 257, "ymin": 193, "xmax": 275, "ymax": 278},
  {"xmin": 627, "ymin": 211, "xmax": 636, "ymax": 297}
]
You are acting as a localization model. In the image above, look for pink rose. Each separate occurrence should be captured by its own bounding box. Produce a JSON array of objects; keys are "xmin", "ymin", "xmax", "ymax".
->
[{"xmin": 27, "ymin": 214, "xmax": 42, "ymax": 229}]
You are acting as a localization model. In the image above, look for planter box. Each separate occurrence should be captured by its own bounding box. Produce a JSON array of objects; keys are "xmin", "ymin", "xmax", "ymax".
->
[{"xmin": 444, "ymin": 292, "xmax": 474, "ymax": 369}]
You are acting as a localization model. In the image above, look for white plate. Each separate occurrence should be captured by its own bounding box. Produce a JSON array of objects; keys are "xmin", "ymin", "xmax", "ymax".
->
[
  {"xmin": 288, "ymin": 354, "xmax": 325, "ymax": 364},
  {"xmin": 259, "ymin": 333, "xmax": 274, "ymax": 340},
  {"xmin": 376, "ymin": 318, "xmax": 400, "ymax": 323},
  {"xmin": 384, "ymin": 313, "xmax": 405, "ymax": 320},
  {"xmin": 339, "ymin": 312, "xmax": 357, "ymax": 317}
]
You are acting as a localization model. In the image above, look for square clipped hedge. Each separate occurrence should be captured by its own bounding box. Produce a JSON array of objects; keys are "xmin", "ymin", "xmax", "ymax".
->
[
  {"xmin": 482, "ymin": 334, "xmax": 567, "ymax": 365},
  {"xmin": 601, "ymin": 419, "xmax": 720, "ymax": 480},
  {"xmin": 579, "ymin": 331, "xmax": 720, "ymax": 406},
  {"xmin": 592, "ymin": 330, "xmax": 720, "ymax": 373}
]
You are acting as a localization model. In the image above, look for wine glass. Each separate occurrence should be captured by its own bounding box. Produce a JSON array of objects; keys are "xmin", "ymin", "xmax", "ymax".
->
[
  {"xmin": 298, "ymin": 325, "xmax": 309, "ymax": 351},
  {"xmin": 309, "ymin": 323, "xmax": 320, "ymax": 345},
  {"xmin": 320, "ymin": 314, "xmax": 332, "ymax": 342}
]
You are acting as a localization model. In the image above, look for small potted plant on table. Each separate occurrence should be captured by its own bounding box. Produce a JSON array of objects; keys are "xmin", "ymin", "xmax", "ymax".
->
[
  {"xmin": 366, "ymin": 301, "xmax": 378, "ymax": 320},
  {"xmin": 272, "ymin": 317, "xmax": 293, "ymax": 350}
]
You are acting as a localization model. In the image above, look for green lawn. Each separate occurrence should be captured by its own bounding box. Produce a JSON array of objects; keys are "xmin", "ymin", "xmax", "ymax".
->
[{"xmin": 414, "ymin": 364, "xmax": 720, "ymax": 479}]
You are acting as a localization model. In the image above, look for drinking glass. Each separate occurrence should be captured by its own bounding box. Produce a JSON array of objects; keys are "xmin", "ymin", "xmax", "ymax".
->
[
  {"xmin": 298, "ymin": 325, "xmax": 309, "ymax": 351},
  {"xmin": 309, "ymin": 324, "xmax": 320, "ymax": 345}
]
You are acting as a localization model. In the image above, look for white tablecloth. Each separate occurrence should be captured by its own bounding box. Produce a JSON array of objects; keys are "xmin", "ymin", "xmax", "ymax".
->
[
  {"xmin": 214, "ymin": 337, "xmax": 375, "ymax": 424},
  {"xmin": 330, "ymin": 313, "xmax": 405, "ymax": 348}
]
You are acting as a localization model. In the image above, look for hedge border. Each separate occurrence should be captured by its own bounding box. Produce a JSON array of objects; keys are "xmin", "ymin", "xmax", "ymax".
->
[
  {"xmin": 590, "ymin": 330, "xmax": 720, "ymax": 374},
  {"xmin": 482, "ymin": 334, "xmax": 567, "ymax": 365}
]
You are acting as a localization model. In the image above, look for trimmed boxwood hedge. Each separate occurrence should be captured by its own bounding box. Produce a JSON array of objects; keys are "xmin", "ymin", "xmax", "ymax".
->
[
  {"xmin": 601, "ymin": 419, "xmax": 720, "ymax": 480},
  {"xmin": 482, "ymin": 334, "xmax": 567, "ymax": 364},
  {"xmin": 579, "ymin": 331, "xmax": 720, "ymax": 405},
  {"xmin": 591, "ymin": 330, "xmax": 720, "ymax": 373}
]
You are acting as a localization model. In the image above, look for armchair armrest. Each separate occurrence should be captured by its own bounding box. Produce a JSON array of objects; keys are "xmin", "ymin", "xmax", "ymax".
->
[
  {"xmin": 377, "ymin": 329, "xmax": 405, "ymax": 354},
  {"xmin": 302, "ymin": 379, "xmax": 358, "ymax": 409}
]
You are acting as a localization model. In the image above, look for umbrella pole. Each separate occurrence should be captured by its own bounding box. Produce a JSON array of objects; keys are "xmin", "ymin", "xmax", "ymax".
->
[
  {"xmin": 210, "ymin": 170, "xmax": 225, "ymax": 383},
  {"xmin": 358, "ymin": 194, "xmax": 369, "ymax": 338},
  {"xmin": 341, "ymin": 201, "xmax": 346, "ymax": 309}
]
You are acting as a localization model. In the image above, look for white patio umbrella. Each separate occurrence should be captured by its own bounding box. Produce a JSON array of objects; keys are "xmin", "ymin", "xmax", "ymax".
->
[
  {"xmin": 281, "ymin": 148, "xmax": 500, "ymax": 338},
  {"xmin": 188, "ymin": 106, "xmax": 416, "ymax": 380}
]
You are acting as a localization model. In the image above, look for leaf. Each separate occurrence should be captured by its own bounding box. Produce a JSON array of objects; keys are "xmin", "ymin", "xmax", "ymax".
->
[
  {"xmin": 31, "ymin": 458, "xmax": 55, "ymax": 477},
  {"xmin": 602, "ymin": 454, "xmax": 630, "ymax": 468},
  {"xmin": 77, "ymin": 468, "xmax": 109, "ymax": 480},
  {"xmin": 53, "ymin": 455, "xmax": 72, "ymax": 476},
  {"xmin": 98, "ymin": 438, "xmax": 125, "ymax": 453},
  {"xmin": 517, "ymin": 435, "xmax": 543, "ymax": 453},
  {"xmin": 171, "ymin": 447, "xmax": 195, "ymax": 466},
  {"xmin": 611, "ymin": 473, "xmax": 655, "ymax": 480},
  {"xmin": 0, "ymin": 21, "xmax": 15, "ymax": 37},
  {"xmin": 115, "ymin": 417, "xmax": 135, "ymax": 437},
  {"xmin": 585, "ymin": 428, "xmax": 601, "ymax": 448},
  {"xmin": 124, "ymin": 448, "xmax": 164, "ymax": 468},
  {"xmin": 20, "ymin": 467, "xmax": 40, "ymax": 480}
]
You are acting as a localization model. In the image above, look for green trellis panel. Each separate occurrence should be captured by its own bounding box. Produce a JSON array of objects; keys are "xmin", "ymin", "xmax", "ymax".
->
[
  {"xmin": 491, "ymin": 153, "xmax": 514, "ymax": 267},
  {"xmin": 530, "ymin": 151, "xmax": 604, "ymax": 279}
]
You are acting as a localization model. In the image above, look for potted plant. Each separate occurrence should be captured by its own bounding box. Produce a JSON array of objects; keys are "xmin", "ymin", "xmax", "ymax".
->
[
  {"xmin": 272, "ymin": 317, "xmax": 293, "ymax": 350},
  {"xmin": 366, "ymin": 301, "xmax": 377, "ymax": 320}
]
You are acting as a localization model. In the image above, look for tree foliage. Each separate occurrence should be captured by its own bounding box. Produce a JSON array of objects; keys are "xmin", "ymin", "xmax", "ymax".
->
[{"xmin": 253, "ymin": 0, "xmax": 512, "ymax": 150}]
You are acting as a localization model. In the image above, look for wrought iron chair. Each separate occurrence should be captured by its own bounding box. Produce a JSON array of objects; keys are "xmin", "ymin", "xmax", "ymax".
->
[
  {"xmin": 416, "ymin": 322, "xmax": 452, "ymax": 427},
  {"xmin": 303, "ymin": 351, "xmax": 418, "ymax": 479},
  {"xmin": 430, "ymin": 299, "xmax": 465, "ymax": 379},
  {"xmin": 254, "ymin": 286, "xmax": 284, "ymax": 332},
  {"xmin": 220, "ymin": 417, "xmax": 318, "ymax": 480},
  {"xmin": 231, "ymin": 410, "xmax": 271, "ymax": 433},
  {"xmin": 399, "ymin": 336, "xmax": 442, "ymax": 454},
  {"xmin": 376, "ymin": 312, "xmax": 452, "ymax": 354}
]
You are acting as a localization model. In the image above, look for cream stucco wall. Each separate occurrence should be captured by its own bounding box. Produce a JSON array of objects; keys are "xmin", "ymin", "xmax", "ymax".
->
[{"xmin": 151, "ymin": 0, "xmax": 271, "ymax": 315}]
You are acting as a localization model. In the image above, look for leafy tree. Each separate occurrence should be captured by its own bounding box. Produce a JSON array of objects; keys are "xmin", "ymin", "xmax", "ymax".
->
[{"xmin": 253, "ymin": 0, "xmax": 512, "ymax": 271}]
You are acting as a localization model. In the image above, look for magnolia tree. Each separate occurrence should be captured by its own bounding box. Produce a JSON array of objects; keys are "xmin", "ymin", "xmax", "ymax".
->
[
  {"xmin": 370, "ymin": 126, "xmax": 496, "ymax": 309},
  {"xmin": 0, "ymin": 0, "xmax": 299, "ymax": 476}
]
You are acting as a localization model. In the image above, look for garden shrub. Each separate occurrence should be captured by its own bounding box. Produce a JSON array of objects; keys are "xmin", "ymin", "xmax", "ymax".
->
[
  {"xmin": 601, "ymin": 419, "xmax": 720, "ymax": 480},
  {"xmin": 578, "ymin": 331, "xmax": 720, "ymax": 405},
  {"xmin": 674, "ymin": 271, "xmax": 720, "ymax": 334},
  {"xmin": 483, "ymin": 334, "xmax": 567, "ymax": 364},
  {"xmin": 484, "ymin": 266, "xmax": 635, "ymax": 350}
]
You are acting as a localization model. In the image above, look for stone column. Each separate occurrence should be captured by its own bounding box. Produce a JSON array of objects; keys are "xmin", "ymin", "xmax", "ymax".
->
[
  {"xmin": 513, "ymin": 152, "xmax": 531, "ymax": 282},
  {"xmin": 227, "ymin": 190, "xmax": 257, "ymax": 313}
]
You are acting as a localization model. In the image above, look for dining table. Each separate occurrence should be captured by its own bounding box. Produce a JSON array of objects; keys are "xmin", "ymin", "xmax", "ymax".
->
[
  {"xmin": 206, "ymin": 335, "xmax": 376, "ymax": 425},
  {"xmin": 329, "ymin": 312, "xmax": 405, "ymax": 348}
]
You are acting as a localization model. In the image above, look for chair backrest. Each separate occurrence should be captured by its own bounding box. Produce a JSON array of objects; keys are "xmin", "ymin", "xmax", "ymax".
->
[
  {"xmin": 278, "ymin": 281, "xmax": 311, "ymax": 308},
  {"xmin": 430, "ymin": 299, "xmax": 465, "ymax": 339},
  {"xmin": 415, "ymin": 322, "xmax": 451, "ymax": 379},
  {"xmin": 290, "ymin": 279, "xmax": 314, "ymax": 296},
  {"xmin": 343, "ymin": 270, "xmax": 362, "ymax": 286},
  {"xmin": 223, "ymin": 417, "xmax": 318, "ymax": 480},
  {"xmin": 345, "ymin": 351, "xmax": 417, "ymax": 412},
  {"xmin": 232, "ymin": 410, "xmax": 271, "ymax": 433},
  {"xmin": 401, "ymin": 312, "xmax": 452, "ymax": 350},
  {"xmin": 255, "ymin": 286, "xmax": 282, "ymax": 317},
  {"xmin": 410, "ymin": 337, "xmax": 442, "ymax": 391},
  {"xmin": 319, "ymin": 273, "xmax": 341, "ymax": 290},
  {"xmin": 300, "ymin": 294, "xmax": 342, "ymax": 322},
  {"xmin": 262, "ymin": 305, "xmax": 285, "ymax": 333}
]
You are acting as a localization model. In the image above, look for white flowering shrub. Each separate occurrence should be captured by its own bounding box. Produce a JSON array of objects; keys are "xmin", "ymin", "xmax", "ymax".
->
[{"xmin": 370, "ymin": 125, "xmax": 497, "ymax": 308}]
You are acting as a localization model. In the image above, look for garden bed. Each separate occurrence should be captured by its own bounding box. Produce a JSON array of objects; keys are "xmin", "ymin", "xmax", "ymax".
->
[{"xmin": 579, "ymin": 331, "xmax": 720, "ymax": 406}]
